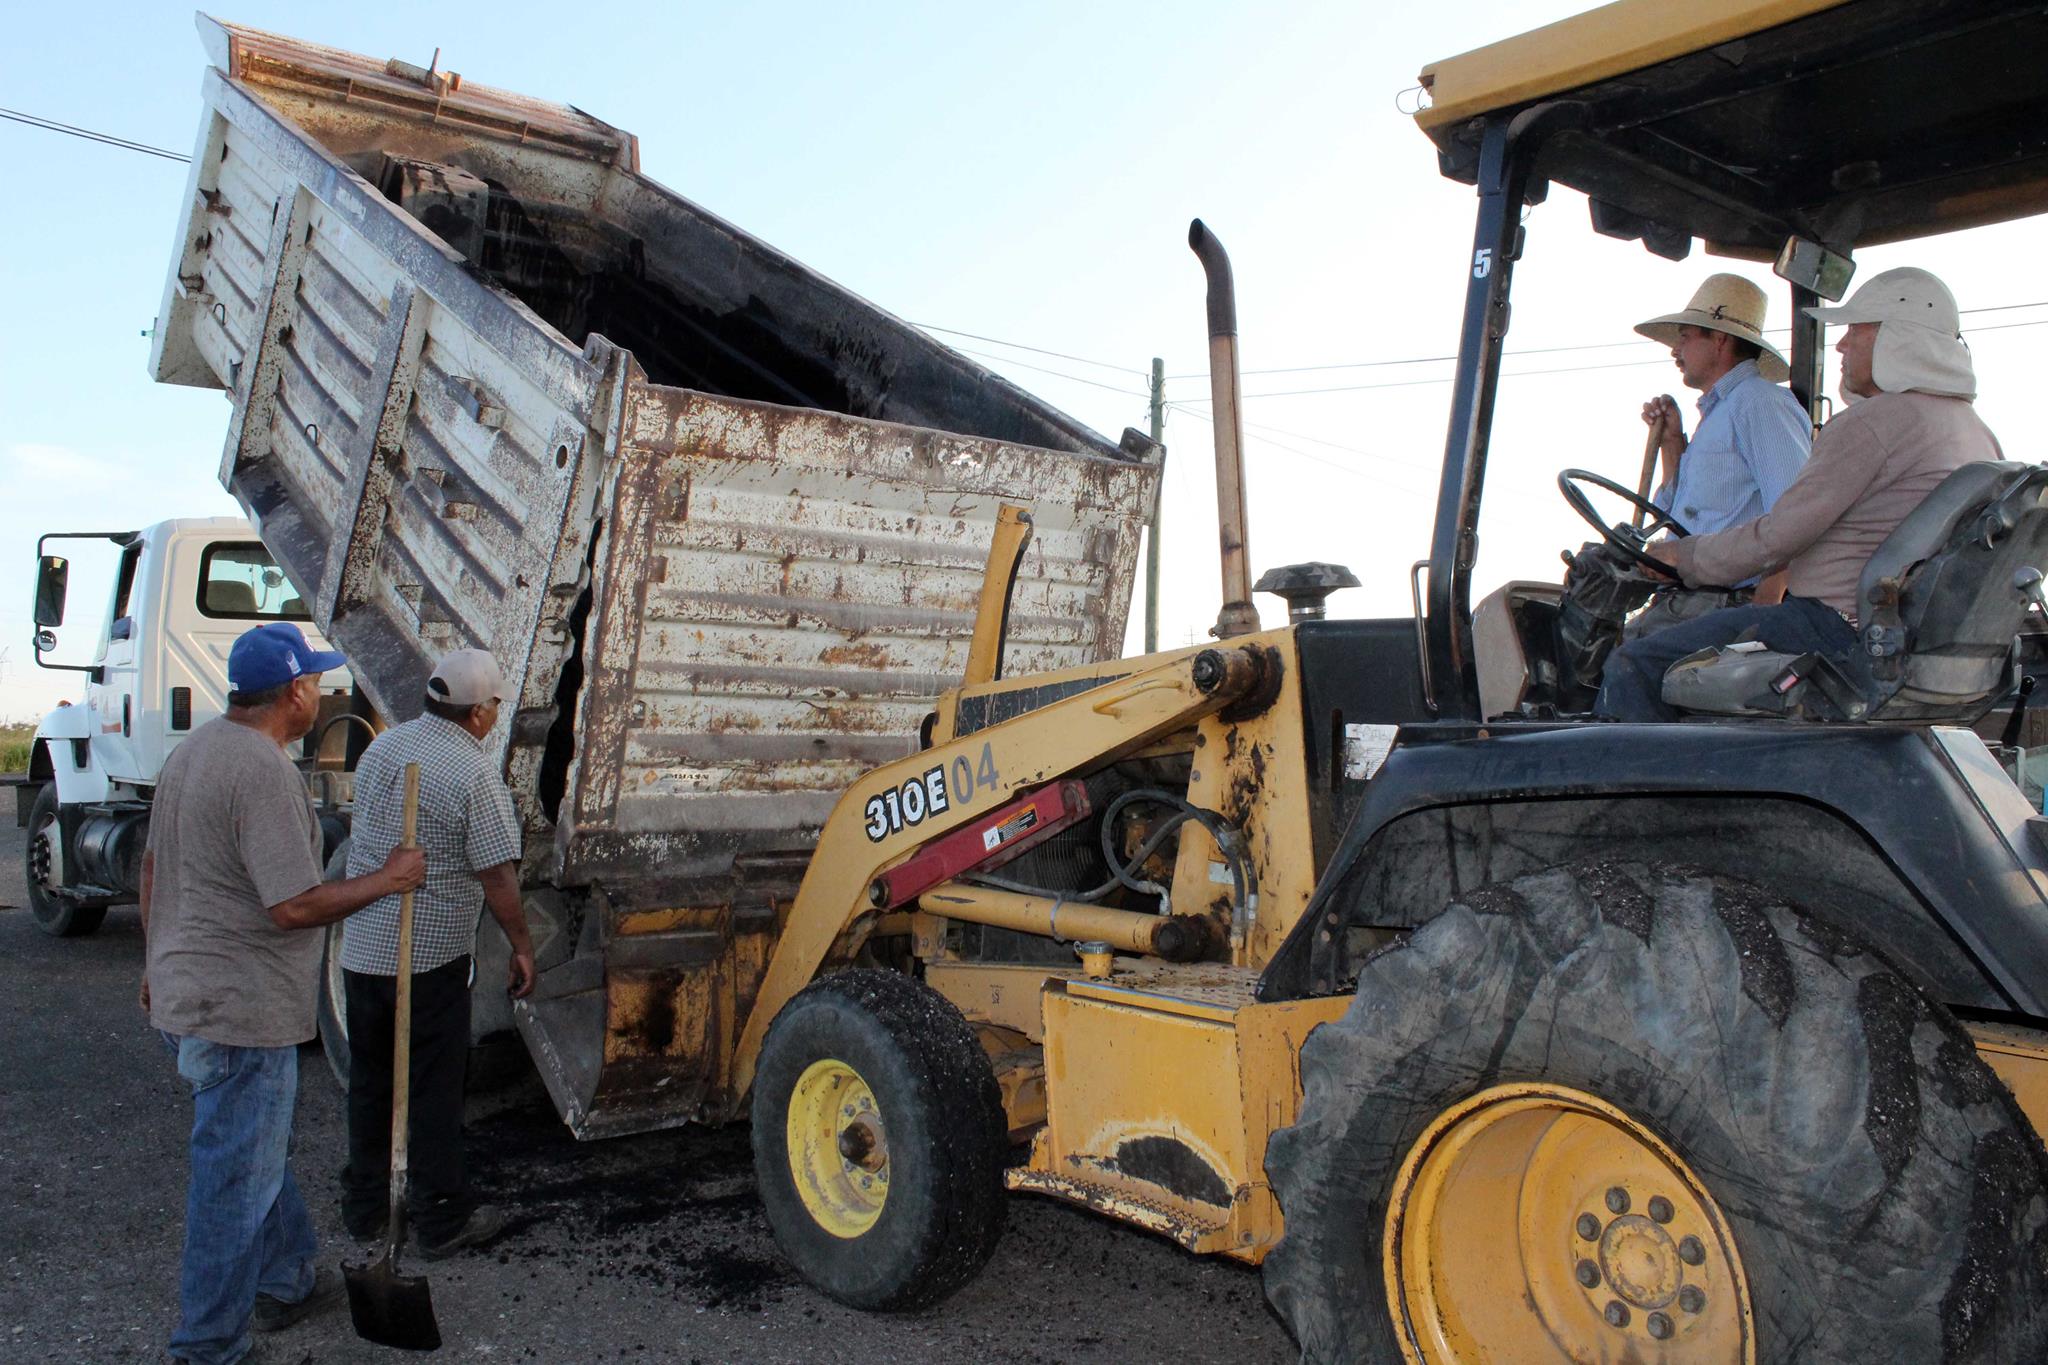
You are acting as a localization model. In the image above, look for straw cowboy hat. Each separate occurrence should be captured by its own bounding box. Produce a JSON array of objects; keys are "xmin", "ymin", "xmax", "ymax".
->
[{"xmin": 1635, "ymin": 273, "xmax": 1790, "ymax": 383}]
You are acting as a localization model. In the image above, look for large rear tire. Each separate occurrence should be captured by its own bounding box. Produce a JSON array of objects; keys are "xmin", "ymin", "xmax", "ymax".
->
[
  {"xmin": 1263, "ymin": 860, "xmax": 2048, "ymax": 1364},
  {"xmin": 23, "ymin": 783, "xmax": 108, "ymax": 938},
  {"xmin": 316, "ymin": 840, "xmax": 353, "ymax": 1087},
  {"xmin": 751, "ymin": 969, "xmax": 1007, "ymax": 1311}
]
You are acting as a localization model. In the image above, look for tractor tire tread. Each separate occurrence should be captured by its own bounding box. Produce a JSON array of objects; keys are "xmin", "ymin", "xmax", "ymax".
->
[
  {"xmin": 752, "ymin": 968, "xmax": 1007, "ymax": 1312},
  {"xmin": 1262, "ymin": 859, "xmax": 2048, "ymax": 1365}
]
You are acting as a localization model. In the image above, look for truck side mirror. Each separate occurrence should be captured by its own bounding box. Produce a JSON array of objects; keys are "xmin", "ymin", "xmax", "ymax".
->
[
  {"xmin": 33, "ymin": 555, "xmax": 69, "ymax": 628},
  {"xmin": 1774, "ymin": 236, "xmax": 1855, "ymax": 301}
]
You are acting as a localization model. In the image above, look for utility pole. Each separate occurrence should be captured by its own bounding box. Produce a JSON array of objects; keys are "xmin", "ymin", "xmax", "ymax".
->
[{"xmin": 1143, "ymin": 357, "xmax": 1164, "ymax": 653}]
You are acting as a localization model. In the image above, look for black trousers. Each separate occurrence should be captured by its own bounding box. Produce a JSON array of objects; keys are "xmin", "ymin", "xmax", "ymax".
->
[{"xmin": 341, "ymin": 955, "xmax": 474, "ymax": 1243}]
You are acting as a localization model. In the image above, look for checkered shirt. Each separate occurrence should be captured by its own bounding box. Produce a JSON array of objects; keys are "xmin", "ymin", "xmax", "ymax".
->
[{"xmin": 339, "ymin": 714, "xmax": 522, "ymax": 975}]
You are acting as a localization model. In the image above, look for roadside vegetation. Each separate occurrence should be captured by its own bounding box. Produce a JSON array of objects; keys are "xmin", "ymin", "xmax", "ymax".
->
[{"xmin": 1, "ymin": 722, "xmax": 33, "ymax": 774}]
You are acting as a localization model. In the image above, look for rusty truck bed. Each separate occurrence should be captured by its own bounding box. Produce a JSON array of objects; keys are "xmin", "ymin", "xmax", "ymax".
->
[{"xmin": 149, "ymin": 16, "xmax": 1158, "ymax": 1135}]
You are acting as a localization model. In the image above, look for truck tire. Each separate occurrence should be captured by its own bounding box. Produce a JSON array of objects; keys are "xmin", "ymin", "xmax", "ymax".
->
[
  {"xmin": 1263, "ymin": 860, "xmax": 2048, "ymax": 1365},
  {"xmin": 316, "ymin": 839, "xmax": 354, "ymax": 1087},
  {"xmin": 751, "ymin": 968, "xmax": 1007, "ymax": 1310},
  {"xmin": 23, "ymin": 784, "xmax": 108, "ymax": 938}
]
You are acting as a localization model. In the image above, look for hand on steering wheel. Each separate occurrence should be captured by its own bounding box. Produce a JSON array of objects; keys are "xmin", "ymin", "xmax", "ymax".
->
[{"xmin": 1557, "ymin": 469, "xmax": 1693, "ymax": 578}]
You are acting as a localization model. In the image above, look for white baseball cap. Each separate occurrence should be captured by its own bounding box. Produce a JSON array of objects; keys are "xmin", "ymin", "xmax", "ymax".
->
[{"xmin": 428, "ymin": 648, "xmax": 505, "ymax": 707}]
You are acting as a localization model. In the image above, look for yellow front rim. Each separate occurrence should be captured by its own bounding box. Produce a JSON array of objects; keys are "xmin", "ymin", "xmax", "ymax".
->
[
  {"xmin": 1385, "ymin": 1083, "xmax": 1754, "ymax": 1364},
  {"xmin": 786, "ymin": 1058, "xmax": 890, "ymax": 1238}
]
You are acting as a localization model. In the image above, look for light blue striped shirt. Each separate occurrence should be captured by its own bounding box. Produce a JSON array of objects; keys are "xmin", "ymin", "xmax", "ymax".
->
[{"xmin": 1652, "ymin": 359, "xmax": 1810, "ymax": 542}]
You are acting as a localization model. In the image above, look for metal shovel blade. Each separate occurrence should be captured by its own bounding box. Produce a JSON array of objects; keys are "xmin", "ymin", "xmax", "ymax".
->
[{"xmin": 345, "ymin": 1245, "xmax": 441, "ymax": 1351}]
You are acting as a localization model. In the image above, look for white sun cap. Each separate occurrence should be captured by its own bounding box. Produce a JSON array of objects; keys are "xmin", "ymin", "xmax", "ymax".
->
[{"xmin": 1804, "ymin": 267, "xmax": 1976, "ymax": 399}]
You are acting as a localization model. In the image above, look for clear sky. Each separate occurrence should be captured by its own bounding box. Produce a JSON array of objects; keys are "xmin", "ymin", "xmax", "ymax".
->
[{"xmin": 3, "ymin": 1, "xmax": 2041, "ymax": 721}]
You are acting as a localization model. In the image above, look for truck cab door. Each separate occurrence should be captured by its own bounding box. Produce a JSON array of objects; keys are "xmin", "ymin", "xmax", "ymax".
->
[{"xmin": 86, "ymin": 539, "xmax": 146, "ymax": 784}]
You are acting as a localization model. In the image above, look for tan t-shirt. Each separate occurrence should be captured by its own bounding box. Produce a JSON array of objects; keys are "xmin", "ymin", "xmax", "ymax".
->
[
  {"xmin": 1673, "ymin": 390, "xmax": 2003, "ymax": 619},
  {"xmin": 145, "ymin": 717, "xmax": 325, "ymax": 1047}
]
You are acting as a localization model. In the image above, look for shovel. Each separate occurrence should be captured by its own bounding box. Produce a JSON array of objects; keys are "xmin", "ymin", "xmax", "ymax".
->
[
  {"xmin": 1631, "ymin": 404, "xmax": 1667, "ymax": 530},
  {"xmin": 346, "ymin": 762, "xmax": 441, "ymax": 1351}
]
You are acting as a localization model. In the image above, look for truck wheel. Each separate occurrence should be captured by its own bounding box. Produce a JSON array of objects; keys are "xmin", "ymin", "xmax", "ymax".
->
[
  {"xmin": 1263, "ymin": 860, "xmax": 2048, "ymax": 1365},
  {"xmin": 316, "ymin": 839, "xmax": 353, "ymax": 1088},
  {"xmin": 23, "ymin": 784, "xmax": 107, "ymax": 937},
  {"xmin": 751, "ymin": 968, "xmax": 1006, "ymax": 1310}
]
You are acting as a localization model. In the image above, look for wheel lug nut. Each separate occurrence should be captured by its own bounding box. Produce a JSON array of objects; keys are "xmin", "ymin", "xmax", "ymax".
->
[
  {"xmin": 1679, "ymin": 1284, "xmax": 1706, "ymax": 1314},
  {"xmin": 1647, "ymin": 1311, "xmax": 1673, "ymax": 1340},
  {"xmin": 1678, "ymin": 1235, "xmax": 1705, "ymax": 1266},
  {"xmin": 1648, "ymin": 1195, "xmax": 1674, "ymax": 1223},
  {"xmin": 1575, "ymin": 1259, "xmax": 1600, "ymax": 1288},
  {"xmin": 1604, "ymin": 1300, "xmax": 1630, "ymax": 1329},
  {"xmin": 1605, "ymin": 1186, "xmax": 1630, "ymax": 1215},
  {"xmin": 1576, "ymin": 1213, "xmax": 1601, "ymax": 1241}
]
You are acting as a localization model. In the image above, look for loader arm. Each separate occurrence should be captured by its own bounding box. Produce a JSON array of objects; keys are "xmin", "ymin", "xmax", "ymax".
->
[{"xmin": 728, "ymin": 644, "xmax": 1271, "ymax": 1101}]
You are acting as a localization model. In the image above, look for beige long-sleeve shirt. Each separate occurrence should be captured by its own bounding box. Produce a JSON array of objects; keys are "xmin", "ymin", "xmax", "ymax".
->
[{"xmin": 1671, "ymin": 390, "xmax": 2003, "ymax": 620}]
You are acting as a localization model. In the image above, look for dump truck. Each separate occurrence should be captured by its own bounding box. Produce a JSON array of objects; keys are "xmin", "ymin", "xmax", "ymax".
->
[
  {"xmin": 141, "ymin": 16, "xmax": 1159, "ymax": 1130},
  {"xmin": 150, "ymin": 6, "xmax": 2048, "ymax": 1364}
]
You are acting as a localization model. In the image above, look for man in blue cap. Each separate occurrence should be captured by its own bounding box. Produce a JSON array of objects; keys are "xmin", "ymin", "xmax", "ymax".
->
[{"xmin": 140, "ymin": 622, "xmax": 426, "ymax": 1365}]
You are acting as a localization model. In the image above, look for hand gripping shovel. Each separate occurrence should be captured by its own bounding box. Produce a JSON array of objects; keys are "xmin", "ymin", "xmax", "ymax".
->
[{"xmin": 346, "ymin": 762, "xmax": 442, "ymax": 1351}]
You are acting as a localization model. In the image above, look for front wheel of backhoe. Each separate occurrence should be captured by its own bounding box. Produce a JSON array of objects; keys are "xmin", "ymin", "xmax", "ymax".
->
[
  {"xmin": 1263, "ymin": 861, "xmax": 2048, "ymax": 1365},
  {"xmin": 751, "ymin": 969, "xmax": 1007, "ymax": 1311}
]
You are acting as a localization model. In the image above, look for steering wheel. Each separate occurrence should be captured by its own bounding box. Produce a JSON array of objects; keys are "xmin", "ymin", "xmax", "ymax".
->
[{"xmin": 1557, "ymin": 468, "xmax": 1693, "ymax": 578}]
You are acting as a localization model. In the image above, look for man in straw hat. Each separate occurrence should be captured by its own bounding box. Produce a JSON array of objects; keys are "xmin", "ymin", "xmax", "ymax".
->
[
  {"xmin": 1598, "ymin": 266, "xmax": 2003, "ymax": 721},
  {"xmin": 1627, "ymin": 272, "xmax": 1812, "ymax": 634}
]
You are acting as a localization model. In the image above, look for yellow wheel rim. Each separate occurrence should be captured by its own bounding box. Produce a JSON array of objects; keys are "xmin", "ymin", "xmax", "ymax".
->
[
  {"xmin": 786, "ymin": 1058, "xmax": 890, "ymax": 1238},
  {"xmin": 1384, "ymin": 1083, "xmax": 1754, "ymax": 1364}
]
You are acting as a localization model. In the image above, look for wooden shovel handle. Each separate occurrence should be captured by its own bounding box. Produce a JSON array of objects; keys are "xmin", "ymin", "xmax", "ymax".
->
[
  {"xmin": 1631, "ymin": 409, "xmax": 1665, "ymax": 530},
  {"xmin": 388, "ymin": 763, "xmax": 421, "ymax": 1230}
]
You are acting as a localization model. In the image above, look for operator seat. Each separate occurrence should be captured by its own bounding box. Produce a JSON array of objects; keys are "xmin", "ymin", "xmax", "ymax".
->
[{"xmin": 1661, "ymin": 462, "xmax": 2048, "ymax": 722}]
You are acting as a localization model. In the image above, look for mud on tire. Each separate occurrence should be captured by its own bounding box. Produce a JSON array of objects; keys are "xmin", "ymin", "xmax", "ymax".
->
[
  {"xmin": 752, "ymin": 968, "xmax": 1007, "ymax": 1311},
  {"xmin": 1263, "ymin": 860, "xmax": 2048, "ymax": 1364}
]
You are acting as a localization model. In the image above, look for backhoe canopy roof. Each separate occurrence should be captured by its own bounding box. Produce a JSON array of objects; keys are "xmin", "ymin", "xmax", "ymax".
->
[{"xmin": 1415, "ymin": 0, "xmax": 2048, "ymax": 259}]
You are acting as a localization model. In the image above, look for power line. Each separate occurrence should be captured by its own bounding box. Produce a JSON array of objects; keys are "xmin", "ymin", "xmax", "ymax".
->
[
  {"xmin": 951, "ymin": 347, "xmax": 1150, "ymax": 399},
  {"xmin": 1164, "ymin": 401, "xmax": 1420, "ymax": 473},
  {"xmin": 1174, "ymin": 316, "xmax": 2048, "ymax": 402},
  {"xmin": 1163, "ymin": 402, "xmax": 1434, "ymax": 497},
  {"xmin": 0, "ymin": 107, "xmax": 190, "ymax": 162},
  {"xmin": 1164, "ymin": 299, "xmax": 2048, "ymax": 382},
  {"xmin": 917, "ymin": 323, "xmax": 1146, "ymax": 378}
]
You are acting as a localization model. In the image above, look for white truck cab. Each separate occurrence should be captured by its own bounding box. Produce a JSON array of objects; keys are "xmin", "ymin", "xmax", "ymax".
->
[{"xmin": 17, "ymin": 517, "xmax": 353, "ymax": 935}]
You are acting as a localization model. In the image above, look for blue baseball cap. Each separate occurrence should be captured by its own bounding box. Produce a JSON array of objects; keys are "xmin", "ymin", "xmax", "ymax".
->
[{"xmin": 228, "ymin": 622, "xmax": 347, "ymax": 693}]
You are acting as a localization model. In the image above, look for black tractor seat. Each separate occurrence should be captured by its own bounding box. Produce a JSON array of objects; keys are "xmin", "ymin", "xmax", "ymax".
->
[{"xmin": 1661, "ymin": 462, "xmax": 2048, "ymax": 723}]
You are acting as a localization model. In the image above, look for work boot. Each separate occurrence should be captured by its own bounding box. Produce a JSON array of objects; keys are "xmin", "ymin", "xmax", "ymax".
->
[
  {"xmin": 252, "ymin": 1266, "xmax": 345, "ymax": 1332},
  {"xmin": 419, "ymin": 1204, "xmax": 508, "ymax": 1260}
]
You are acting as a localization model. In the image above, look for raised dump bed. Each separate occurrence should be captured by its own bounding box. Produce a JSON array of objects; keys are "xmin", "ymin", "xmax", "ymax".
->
[{"xmin": 150, "ymin": 16, "xmax": 1159, "ymax": 1134}]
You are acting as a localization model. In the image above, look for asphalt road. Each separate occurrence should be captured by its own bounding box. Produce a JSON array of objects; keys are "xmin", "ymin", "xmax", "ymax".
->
[{"xmin": 0, "ymin": 815, "xmax": 1295, "ymax": 1364}]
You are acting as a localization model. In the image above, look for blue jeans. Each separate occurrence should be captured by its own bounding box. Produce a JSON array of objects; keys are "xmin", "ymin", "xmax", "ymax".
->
[
  {"xmin": 163, "ymin": 1034, "xmax": 319, "ymax": 1365},
  {"xmin": 1595, "ymin": 596, "xmax": 1865, "ymax": 722}
]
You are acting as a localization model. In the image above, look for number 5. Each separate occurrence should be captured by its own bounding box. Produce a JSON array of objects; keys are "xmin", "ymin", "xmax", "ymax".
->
[{"xmin": 1472, "ymin": 248, "xmax": 1493, "ymax": 279}]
